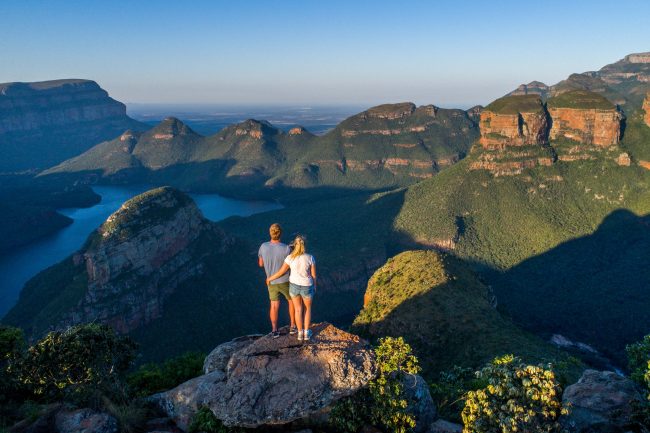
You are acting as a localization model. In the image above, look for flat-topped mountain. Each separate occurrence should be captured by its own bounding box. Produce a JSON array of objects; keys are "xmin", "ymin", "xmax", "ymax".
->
[
  {"xmin": 0, "ymin": 79, "xmax": 147, "ymax": 171},
  {"xmin": 44, "ymin": 102, "xmax": 479, "ymax": 196}
]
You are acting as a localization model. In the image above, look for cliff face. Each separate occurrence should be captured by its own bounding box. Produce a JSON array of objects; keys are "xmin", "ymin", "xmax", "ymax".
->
[
  {"xmin": 0, "ymin": 80, "xmax": 126, "ymax": 133},
  {"xmin": 644, "ymin": 92, "xmax": 650, "ymax": 127},
  {"xmin": 479, "ymin": 110, "xmax": 549, "ymax": 149},
  {"xmin": 472, "ymin": 91, "xmax": 627, "ymax": 176},
  {"xmin": 473, "ymin": 95, "xmax": 553, "ymax": 175},
  {"xmin": 66, "ymin": 187, "xmax": 231, "ymax": 333},
  {"xmin": 548, "ymin": 108, "xmax": 622, "ymax": 146},
  {"xmin": 0, "ymin": 79, "xmax": 146, "ymax": 171}
]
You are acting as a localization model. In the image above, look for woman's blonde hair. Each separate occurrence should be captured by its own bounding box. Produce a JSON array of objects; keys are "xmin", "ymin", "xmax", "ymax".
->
[{"xmin": 289, "ymin": 235, "xmax": 306, "ymax": 258}]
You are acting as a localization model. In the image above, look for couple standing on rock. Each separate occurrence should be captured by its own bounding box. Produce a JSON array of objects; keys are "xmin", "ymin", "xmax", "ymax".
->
[{"xmin": 258, "ymin": 223, "xmax": 317, "ymax": 341}]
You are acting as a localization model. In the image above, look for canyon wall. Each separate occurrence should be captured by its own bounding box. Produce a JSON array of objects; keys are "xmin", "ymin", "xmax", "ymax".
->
[
  {"xmin": 644, "ymin": 92, "xmax": 650, "ymax": 127},
  {"xmin": 548, "ymin": 108, "xmax": 622, "ymax": 146}
]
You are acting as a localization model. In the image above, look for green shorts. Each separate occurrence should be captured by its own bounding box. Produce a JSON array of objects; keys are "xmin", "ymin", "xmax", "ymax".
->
[{"xmin": 268, "ymin": 281, "xmax": 291, "ymax": 301}]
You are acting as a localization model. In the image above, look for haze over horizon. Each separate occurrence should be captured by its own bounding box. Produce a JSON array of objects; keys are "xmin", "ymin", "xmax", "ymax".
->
[{"xmin": 1, "ymin": 0, "xmax": 649, "ymax": 108}]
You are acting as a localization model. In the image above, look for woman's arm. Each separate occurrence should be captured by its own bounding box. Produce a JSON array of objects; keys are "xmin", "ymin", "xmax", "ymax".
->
[
  {"xmin": 311, "ymin": 263, "xmax": 317, "ymax": 290},
  {"xmin": 266, "ymin": 263, "xmax": 289, "ymax": 285}
]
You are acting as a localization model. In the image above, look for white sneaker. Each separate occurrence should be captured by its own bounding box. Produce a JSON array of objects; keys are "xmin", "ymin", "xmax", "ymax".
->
[
  {"xmin": 303, "ymin": 329, "xmax": 312, "ymax": 341},
  {"xmin": 297, "ymin": 330, "xmax": 304, "ymax": 341}
]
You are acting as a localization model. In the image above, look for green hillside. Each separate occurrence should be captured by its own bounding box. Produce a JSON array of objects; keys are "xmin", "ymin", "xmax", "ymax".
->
[
  {"xmin": 390, "ymin": 118, "xmax": 650, "ymax": 364},
  {"xmin": 43, "ymin": 102, "xmax": 479, "ymax": 197},
  {"xmin": 351, "ymin": 250, "xmax": 580, "ymax": 377}
]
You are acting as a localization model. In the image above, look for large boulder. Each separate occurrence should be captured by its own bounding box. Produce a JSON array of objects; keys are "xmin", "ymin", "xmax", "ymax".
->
[
  {"xmin": 400, "ymin": 373, "xmax": 437, "ymax": 433},
  {"xmin": 202, "ymin": 334, "xmax": 261, "ymax": 374},
  {"xmin": 151, "ymin": 323, "xmax": 376, "ymax": 430},
  {"xmin": 561, "ymin": 369, "xmax": 644, "ymax": 432}
]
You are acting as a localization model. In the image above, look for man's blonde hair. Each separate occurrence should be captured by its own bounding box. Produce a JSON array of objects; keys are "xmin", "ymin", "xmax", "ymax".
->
[
  {"xmin": 269, "ymin": 223, "xmax": 282, "ymax": 241},
  {"xmin": 289, "ymin": 235, "xmax": 306, "ymax": 258}
]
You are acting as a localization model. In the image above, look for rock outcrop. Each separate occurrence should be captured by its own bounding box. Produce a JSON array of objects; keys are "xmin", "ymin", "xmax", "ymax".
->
[
  {"xmin": 64, "ymin": 187, "xmax": 230, "ymax": 333},
  {"xmin": 478, "ymin": 95, "xmax": 548, "ymax": 149},
  {"xmin": 561, "ymin": 370, "xmax": 644, "ymax": 433},
  {"xmin": 152, "ymin": 323, "xmax": 377, "ymax": 430},
  {"xmin": 0, "ymin": 79, "xmax": 145, "ymax": 171},
  {"xmin": 547, "ymin": 91, "xmax": 623, "ymax": 146},
  {"xmin": 507, "ymin": 81, "xmax": 551, "ymax": 99},
  {"xmin": 644, "ymin": 92, "xmax": 650, "ymax": 127}
]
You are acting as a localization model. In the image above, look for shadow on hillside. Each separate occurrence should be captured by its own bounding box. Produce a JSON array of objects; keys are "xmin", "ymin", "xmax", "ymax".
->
[
  {"xmin": 40, "ymin": 159, "xmax": 408, "ymax": 204},
  {"xmin": 491, "ymin": 208, "xmax": 650, "ymax": 367}
]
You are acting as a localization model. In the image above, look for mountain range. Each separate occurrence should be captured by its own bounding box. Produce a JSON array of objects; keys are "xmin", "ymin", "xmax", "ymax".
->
[
  {"xmin": 3, "ymin": 51, "xmax": 650, "ymax": 375},
  {"xmin": 43, "ymin": 102, "xmax": 479, "ymax": 199}
]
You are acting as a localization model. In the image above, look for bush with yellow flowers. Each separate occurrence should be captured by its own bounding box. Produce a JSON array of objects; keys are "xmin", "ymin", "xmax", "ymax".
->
[
  {"xmin": 461, "ymin": 355, "xmax": 568, "ymax": 433},
  {"xmin": 329, "ymin": 336, "xmax": 421, "ymax": 433}
]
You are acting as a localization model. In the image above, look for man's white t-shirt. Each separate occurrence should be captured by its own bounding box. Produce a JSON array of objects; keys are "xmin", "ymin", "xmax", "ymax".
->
[{"xmin": 284, "ymin": 253, "xmax": 315, "ymax": 286}]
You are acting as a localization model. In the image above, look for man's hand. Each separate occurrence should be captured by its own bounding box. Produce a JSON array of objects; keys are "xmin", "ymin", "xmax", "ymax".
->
[{"xmin": 266, "ymin": 277, "xmax": 271, "ymax": 286}]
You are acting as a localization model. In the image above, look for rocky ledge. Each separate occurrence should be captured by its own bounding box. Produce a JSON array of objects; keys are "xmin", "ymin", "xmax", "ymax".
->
[{"xmin": 151, "ymin": 323, "xmax": 378, "ymax": 430}]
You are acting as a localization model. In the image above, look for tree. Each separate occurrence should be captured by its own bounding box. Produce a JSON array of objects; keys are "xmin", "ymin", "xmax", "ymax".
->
[{"xmin": 17, "ymin": 323, "xmax": 137, "ymax": 403}]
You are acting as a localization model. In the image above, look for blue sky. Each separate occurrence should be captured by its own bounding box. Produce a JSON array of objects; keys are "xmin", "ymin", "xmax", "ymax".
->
[{"xmin": 1, "ymin": 0, "xmax": 649, "ymax": 107}]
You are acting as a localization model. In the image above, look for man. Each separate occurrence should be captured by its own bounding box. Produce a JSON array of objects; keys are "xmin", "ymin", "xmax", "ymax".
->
[{"xmin": 258, "ymin": 223, "xmax": 297, "ymax": 338}]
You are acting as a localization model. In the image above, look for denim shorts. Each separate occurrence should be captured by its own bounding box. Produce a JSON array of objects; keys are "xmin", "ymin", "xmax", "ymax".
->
[{"xmin": 289, "ymin": 282, "xmax": 314, "ymax": 299}]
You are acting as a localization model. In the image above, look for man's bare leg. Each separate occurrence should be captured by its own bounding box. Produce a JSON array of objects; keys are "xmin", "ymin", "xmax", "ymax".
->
[
  {"xmin": 288, "ymin": 297, "xmax": 296, "ymax": 328},
  {"xmin": 269, "ymin": 300, "xmax": 280, "ymax": 332}
]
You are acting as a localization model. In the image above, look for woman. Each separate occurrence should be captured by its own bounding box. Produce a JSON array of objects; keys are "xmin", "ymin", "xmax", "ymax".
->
[{"xmin": 266, "ymin": 235, "xmax": 316, "ymax": 341}]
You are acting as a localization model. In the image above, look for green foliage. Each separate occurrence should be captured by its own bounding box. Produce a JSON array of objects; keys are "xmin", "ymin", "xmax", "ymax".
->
[
  {"xmin": 461, "ymin": 355, "xmax": 568, "ymax": 433},
  {"xmin": 14, "ymin": 323, "xmax": 137, "ymax": 404},
  {"xmin": 547, "ymin": 90, "xmax": 615, "ymax": 110},
  {"xmin": 626, "ymin": 334, "xmax": 650, "ymax": 385},
  {"xmin": 430, "ymin": 366, "xmax": 486, "ymax": 422},
  {"xmin": 189, "ymin": 406, "xmax": 246, "ymax": 433},
  {"xmin": 330, "ymin": 337, "xmax": 420, "ymax": 433},
  {"xmin": 352, "ymin": 250, "xmax": 581, "ymax": 378},
  {"xmin": 127, "ymin": 351, "xmax": 205, "ymax": 397},
  {"xmin": 485, "ymin": 95, "xmax": 544, "ymax": 114},
  {"xmin": 0, "ymin": 326, "xmax": 25, "ymax": 404}
]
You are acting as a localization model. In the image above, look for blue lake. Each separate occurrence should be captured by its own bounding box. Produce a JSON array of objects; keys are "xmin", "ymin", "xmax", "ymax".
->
[{"xmin": 0, "ymin": 185, "xmax": 282, "ymax": 317}]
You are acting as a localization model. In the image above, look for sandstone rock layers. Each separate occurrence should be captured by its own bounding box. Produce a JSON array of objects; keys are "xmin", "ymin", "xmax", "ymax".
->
[
  {"xmin": 64, "ymin": 187, "xmax": 231, "ymax": 333},
  {"xmin": 548, "ymin": 108, "xmax": 622, "ymax": 146},
  {"xmin": 644, "ymin": 92, "xmax": 650, "ymax": 127},
  {"xmin": 473, "ymin": 91, "xmax": 625, "ymax": 175},
  {"xmin": 152, "ymin": 323, "xmax": 376, "ymax": 429},
  {"xmin": 0, "ymin": 80, "xmax": 126, "ymax": 134}
]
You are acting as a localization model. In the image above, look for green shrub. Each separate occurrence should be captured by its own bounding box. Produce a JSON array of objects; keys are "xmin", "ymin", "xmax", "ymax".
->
[
  {"xmin": 189, "ymin": 406, "xmax": 246, "ymax": 433},
  {"xmin": 16, "ymin": 323, "xmax": 137, "ymax": 404},
  {"xmin": 461, "ymin": 355, "xmax": 568, "ymax": 433},
  {"xmin": 430, "ymin": 366, "xmax": 486, "ymax": 422},
  {"xmin": 626, "ymin": 335, "xmax": 650, "ymax": 385},
  {"xmin": 0, "ymin": 326, "xmax": 25, "ymax": 402},
  {"xmin": 330, "ymin": 336, "xmax": 421, "ymax": 433},
  {"xmin": 127, "ymin": 351, "xmax": 204, "ymax": 397}
]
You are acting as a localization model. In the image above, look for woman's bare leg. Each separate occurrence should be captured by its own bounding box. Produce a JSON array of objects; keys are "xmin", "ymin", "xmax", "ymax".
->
[
  {"xmin": 302, "ymin": 297, "xmax": 312, "ymax": 331},
  {"xmin": 292, "ymin": 297, "xmax": 304, "ymax": 331}
]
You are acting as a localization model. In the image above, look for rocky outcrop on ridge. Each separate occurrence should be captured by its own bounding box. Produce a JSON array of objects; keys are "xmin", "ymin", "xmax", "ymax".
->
[
  {"xmin": 3, "ymin": 187, "xmax": 235, "ymax": 338},
  {"xmin": 547, "ymin": 91, "xmax": 623, "ymax": 147},
  {"xmin": 507, "ymin": 81, "xmax": 551, "ymax": 99},
  {"xmin": 0, "ymin": 79, "xmax": 145, "ymax": 171},
  {"xmin": 473, "ymin": 95, "xmax": 554, "ymax": 175},
  {"xmin": 152, "ymin": 323, "xmax": 378, "ymax": 430},
  {"xmin": 61, "ymin": 186, "xmax": 228, "ymax": 333},
  {"xmin": 561, "ymin": 370, "xmax": 644, "ymax": 433}
]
